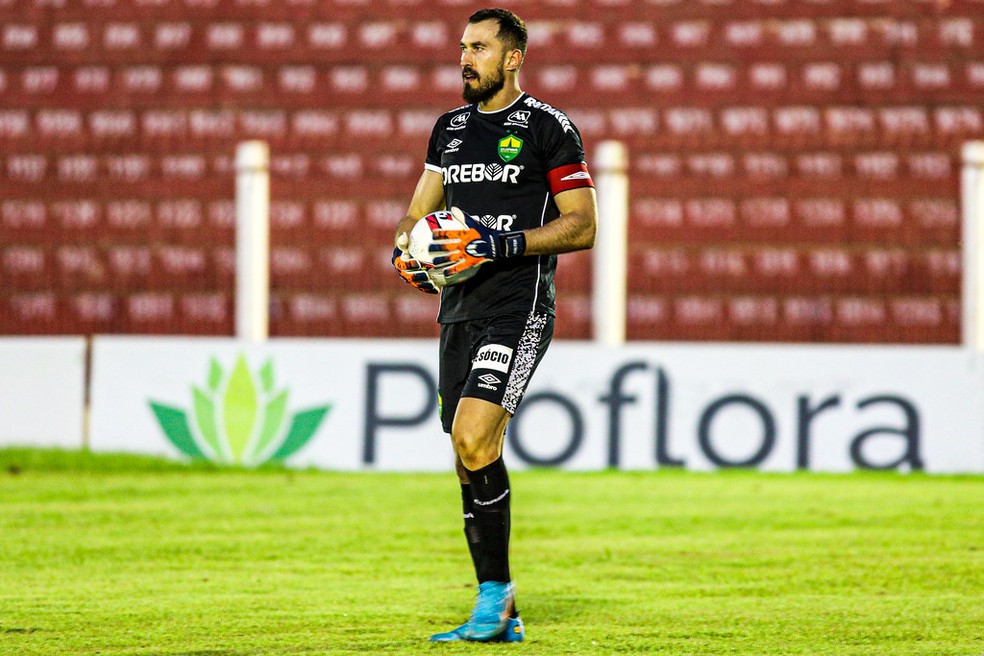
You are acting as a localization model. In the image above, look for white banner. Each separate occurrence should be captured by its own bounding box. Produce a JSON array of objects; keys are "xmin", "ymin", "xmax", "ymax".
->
[
  {"xmin": 89, "ymin": 337, "xmax": 984, "ymax": 473},
  {"xmin": 90, "ymin": 337, "xmax": 452, "ymax": 471},
  {"xmin": 0, "ymin": 337, "xmax": 87, "ymax": 448},
  {"xmin": 520, "ymin": 343, "xmax": 984, "ymax": 473}
]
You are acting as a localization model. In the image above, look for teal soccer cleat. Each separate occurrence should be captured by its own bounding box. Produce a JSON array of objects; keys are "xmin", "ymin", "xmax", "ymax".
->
[
  {"xmin": 429, "ymin": 612, "xmax": 525, "ymax": 643},
  {"xmin": 429, "ymin": 581, "xmax": 523, "ymax": 642},
  {"xmin": 494, "ymin": 615, "xmax": 525, "ymax": 643}
]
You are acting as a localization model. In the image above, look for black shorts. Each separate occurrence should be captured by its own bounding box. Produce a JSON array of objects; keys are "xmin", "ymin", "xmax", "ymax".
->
[{"xmin": 438, "ymin": 310, "xmax": 555, "ymax": 434}]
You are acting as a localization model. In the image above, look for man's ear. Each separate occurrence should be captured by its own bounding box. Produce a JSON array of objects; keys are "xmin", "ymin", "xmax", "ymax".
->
[{"xmin": 506, "ymin": 49, "xmax": 524, "ymax": 72}]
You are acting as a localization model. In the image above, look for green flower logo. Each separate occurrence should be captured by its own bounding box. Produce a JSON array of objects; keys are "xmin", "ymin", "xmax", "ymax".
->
[{"xmin": 149, "ymin": 354, "xmax": 331, "ymax": 466}]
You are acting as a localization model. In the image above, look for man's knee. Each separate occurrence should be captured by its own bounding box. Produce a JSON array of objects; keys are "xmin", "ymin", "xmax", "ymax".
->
[
  {"xmin": 452, "ymin": 427, "xmax": 499, "ymax": 469},
  {"xmin": 451, "ymin": 398, "xmax": 511, "ymax": 470}
]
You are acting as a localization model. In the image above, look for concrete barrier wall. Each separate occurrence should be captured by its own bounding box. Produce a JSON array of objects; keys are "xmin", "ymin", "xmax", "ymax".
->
[{"xmin": 0, "ymin": 337, "xmax": 87, "ymax": 448}]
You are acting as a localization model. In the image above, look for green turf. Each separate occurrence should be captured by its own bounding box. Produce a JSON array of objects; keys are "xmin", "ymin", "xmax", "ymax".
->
[{"xmin": 1, "ymin": 448, "xmax": 982, "ymax": 655}]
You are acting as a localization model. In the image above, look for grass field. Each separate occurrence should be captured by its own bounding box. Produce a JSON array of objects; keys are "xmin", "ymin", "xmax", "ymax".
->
[{"xmin": 1, "ymin": 448, "xmax": 982, "ymax": 655}]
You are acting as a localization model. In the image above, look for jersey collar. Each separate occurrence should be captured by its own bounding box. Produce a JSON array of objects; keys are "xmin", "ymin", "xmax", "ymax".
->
[{"xmin": 476, "ymin": 92, "xmax": 528, "ymax": 116}]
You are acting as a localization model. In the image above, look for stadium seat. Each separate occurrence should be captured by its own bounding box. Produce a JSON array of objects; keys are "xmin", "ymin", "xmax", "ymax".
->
[{"xmin": 0, "ymin": 2, "xmax": 972, "ymax": 342}]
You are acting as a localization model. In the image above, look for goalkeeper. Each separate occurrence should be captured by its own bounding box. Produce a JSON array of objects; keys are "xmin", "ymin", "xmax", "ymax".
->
[{"xmin": 392, "ymin": 7, "xmax": 598, "ymax": 644}]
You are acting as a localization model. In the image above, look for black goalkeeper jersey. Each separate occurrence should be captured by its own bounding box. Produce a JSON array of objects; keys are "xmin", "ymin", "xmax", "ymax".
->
[{"xmin": 424, "ymin": 92, "xmax": 594, "ymax": 324}]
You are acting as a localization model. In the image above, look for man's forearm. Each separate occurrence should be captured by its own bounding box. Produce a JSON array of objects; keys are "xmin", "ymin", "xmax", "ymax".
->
[{"xmin": 522, "ymin": 211, "xmax": 597, "ymax": 256}]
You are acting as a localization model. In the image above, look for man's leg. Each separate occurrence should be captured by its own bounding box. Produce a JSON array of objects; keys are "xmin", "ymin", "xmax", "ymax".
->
[
  {"xmin": 430, "ymin": 398, "xmax": 523, "ymax": 642},
  {"xmin": 441, "ymin": 324, "xmax": 489, "ymax": 589},
  {"xmin": 453, "ymin": 398, "xmax": 512, "ymax": 585},
  {"xmin": 456, "ymin": 459, "xmax": 483, "ymax": 579},
  {"xmin": 432, "ymin": 312, "xmax": 551, "ymax": 643}
]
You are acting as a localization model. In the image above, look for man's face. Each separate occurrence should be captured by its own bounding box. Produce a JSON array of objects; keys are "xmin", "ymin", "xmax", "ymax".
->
[{"xmin": 459, "ymin": 19, "xmax": 508, "ymax": 104}]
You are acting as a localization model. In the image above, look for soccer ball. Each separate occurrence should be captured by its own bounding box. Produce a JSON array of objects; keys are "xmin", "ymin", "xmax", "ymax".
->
[
  {"xmin": 408, "ymin": 209, "xmax": 479, "ymax": 286},
  {"xmin": 408, "ymin": 210, "xmax": 461, "ymax": 266}
]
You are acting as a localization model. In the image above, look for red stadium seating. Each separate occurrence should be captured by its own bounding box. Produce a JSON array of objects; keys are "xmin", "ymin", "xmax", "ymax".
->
[{"xmin": 1, "ymin": 0, "xmax": 982, "ymax": 342}]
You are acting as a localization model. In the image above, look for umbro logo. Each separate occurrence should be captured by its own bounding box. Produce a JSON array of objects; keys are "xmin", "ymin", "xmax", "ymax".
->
[
  {"xmin": 447, "ymin": 139, "xmax": 463, "ymax": 149},
  {"xmin": 477, "ymin": 372, "xmax": 501, "ymax": 390},
  {"xmin": 561, "ymin": 171, "xmax": 592, "ymax": 181}
]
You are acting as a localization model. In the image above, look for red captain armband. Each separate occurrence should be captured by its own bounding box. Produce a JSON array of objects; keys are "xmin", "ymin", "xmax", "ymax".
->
[{"xmin": 547, "ymin": 163, "xmax": 594, "ymax": 195}]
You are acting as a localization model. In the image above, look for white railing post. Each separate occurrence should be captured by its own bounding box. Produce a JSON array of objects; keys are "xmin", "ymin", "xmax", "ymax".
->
[
  {"xmin": 593, "ymin": 140, "xmax": 629, "ymax": 346},
  {"xmin": 961, "ymin": 141, "xmax": 984, "ymax": 350},
  {"xmin": 235, "ymin": 140, "xmax": 270, "ymax": 343}
]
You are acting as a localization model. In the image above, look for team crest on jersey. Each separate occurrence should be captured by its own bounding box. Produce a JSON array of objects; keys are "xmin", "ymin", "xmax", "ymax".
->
[{"xmin": 498, "ymin": 135, "xmax": 523, "ymax": 162}]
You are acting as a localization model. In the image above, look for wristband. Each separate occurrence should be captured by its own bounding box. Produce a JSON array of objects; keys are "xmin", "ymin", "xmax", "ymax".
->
[{"xmin": 497, "ymin": 231, "xmax": 527, "ymax": 258}]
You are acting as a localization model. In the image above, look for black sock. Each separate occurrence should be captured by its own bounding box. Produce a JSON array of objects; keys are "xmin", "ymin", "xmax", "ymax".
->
[
  {"xmin": 465, "ymin": 457, "xmax": 511, "ymax": 583},
  {"xmin": 460, "ymin": 484, "xmax": 482, "ymax": 575}
]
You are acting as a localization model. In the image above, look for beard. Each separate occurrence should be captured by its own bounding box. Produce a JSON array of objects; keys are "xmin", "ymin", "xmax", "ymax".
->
[{"xmin": 462, "ymin": 60, "xmax": 506, "ymax": 104}]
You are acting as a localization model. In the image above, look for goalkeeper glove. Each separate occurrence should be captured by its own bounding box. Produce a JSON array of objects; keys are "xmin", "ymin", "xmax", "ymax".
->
[
  {"xmin": 429, "ymin": 207, "xmax": 526, "ymax": 282},
  {"xmin": 392, "ymin": 239, "xmax": 438, "ymax": 295}
]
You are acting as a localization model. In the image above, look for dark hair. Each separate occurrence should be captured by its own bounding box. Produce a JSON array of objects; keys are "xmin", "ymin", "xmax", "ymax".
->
[{"xmin": 468, "ymin": 8, "xmax": 527, "ymax": 55}]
